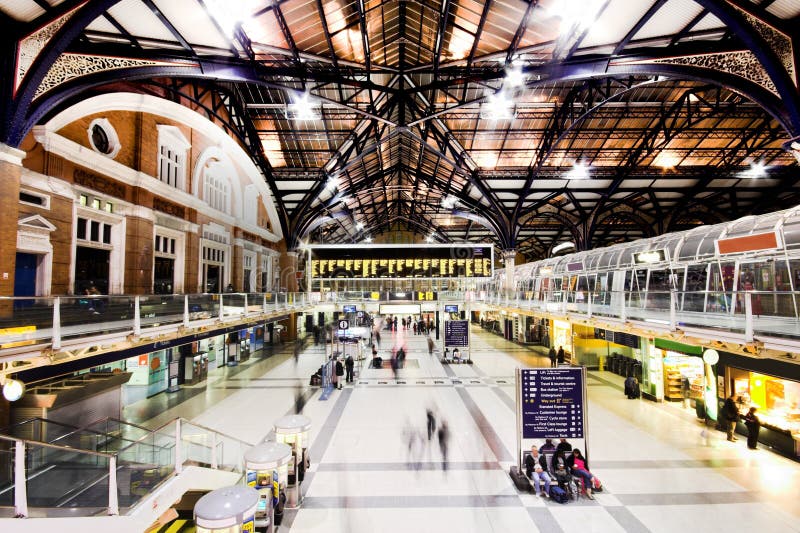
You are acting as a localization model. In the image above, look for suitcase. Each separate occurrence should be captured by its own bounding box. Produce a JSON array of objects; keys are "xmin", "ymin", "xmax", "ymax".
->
[
  {"xmin": 549, "ymin": 485, "xmax": 569, "ymax": 504},
  {"xmin": 509, "ymin": 465, "xmax": 532, "ymax": 493},
  {"xmin": 592, "ymin": 476, "xmax": 603, "ymax": 492}
]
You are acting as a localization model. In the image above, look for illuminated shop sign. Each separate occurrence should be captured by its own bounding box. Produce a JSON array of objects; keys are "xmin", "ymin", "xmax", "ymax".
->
[{"xmin": 633, "ymin": 249, "xmax": 667, "ymax": 264}]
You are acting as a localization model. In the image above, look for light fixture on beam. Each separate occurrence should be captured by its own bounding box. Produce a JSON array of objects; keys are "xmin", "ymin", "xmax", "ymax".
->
[
  {"xmin": 286, "ymin": 92, "xmax": 321, "ymax": 121},
  {"xmin": 565, "ymin": 162, "xmax": 590, "ymax": 180},
  {"xmin": 480, "ymin": 92, "xmax": 515, "ymax": 121},
  {"xmin": 740, "ymin": 161, "xmax": 768, "ymax": 179}
]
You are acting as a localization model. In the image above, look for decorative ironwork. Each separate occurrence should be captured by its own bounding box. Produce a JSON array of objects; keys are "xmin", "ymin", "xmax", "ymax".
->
[
  {"xmin": 734, "ymin": 6, "xmax": 795, "ymax": 86},
  {"xmin": 15, "ymin": 3, "xmax": 84, "ymax": 94},
  {"xmin": 34, "ymin": 53, "xmax": 197, "ymax": 99},
  {"xmin": 624, "ymin": 51, "xmax": 778, "ymax": 95}
]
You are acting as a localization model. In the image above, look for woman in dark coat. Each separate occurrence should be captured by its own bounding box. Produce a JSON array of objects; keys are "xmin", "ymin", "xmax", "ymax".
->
[{"xmin": 744, "ymin": 407, "xmax": 761, "ymax": 449}]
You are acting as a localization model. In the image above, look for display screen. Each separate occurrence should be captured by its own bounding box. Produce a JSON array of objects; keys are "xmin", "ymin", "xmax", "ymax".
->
[
  {"xmin": 343, "ymin": 304, "xmax": 356, "ymax": 313},
  {"xmin": 308, "ymin": 245, "xmax": 493, "ymax": 279},
  {"xmin": 444, "ymin": 304, "xmax": 458, "ymax": 313}
]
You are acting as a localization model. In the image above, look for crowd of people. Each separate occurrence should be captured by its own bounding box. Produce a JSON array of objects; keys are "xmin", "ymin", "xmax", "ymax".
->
[{"xmin": 524, "ymin": 438, "xmax": 601, "ymax": 500}]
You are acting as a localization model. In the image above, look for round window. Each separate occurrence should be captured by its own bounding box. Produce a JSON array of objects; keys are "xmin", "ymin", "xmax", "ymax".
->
[
  {"xmin": 91, "ymin": 124, "xmax": 111, "ymax": 154},
  {"xmin": 87, "ymin": 118, "xmax": 121, "ymax": 158}
]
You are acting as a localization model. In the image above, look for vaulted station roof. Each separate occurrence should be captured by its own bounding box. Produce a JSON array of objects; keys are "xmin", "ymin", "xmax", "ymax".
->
[{"xmin": 2, "ymin": 0, "xmax": 800, "ymax": 259}]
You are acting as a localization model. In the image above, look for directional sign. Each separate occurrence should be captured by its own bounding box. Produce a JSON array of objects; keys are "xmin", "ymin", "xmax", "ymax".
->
[
  {"xmin": 520, "ymin": 368, "xmax": 585, "ymax": 439},
  {"xmin": 338, "ymin": 319, "xmax": 349, "ymax": 330},
  {"xmin": 444, "ymin": 320, "xmax": 469, "ymax": 347}
]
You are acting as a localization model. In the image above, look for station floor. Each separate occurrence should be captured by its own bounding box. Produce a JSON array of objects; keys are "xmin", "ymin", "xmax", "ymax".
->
[{"xmin": 126, "ymin": 326, "xmax": 800, "ymax": 533}]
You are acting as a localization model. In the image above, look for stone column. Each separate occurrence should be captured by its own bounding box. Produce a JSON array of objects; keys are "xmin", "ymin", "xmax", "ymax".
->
[
  {"xmin": 0, "ymin": 144, "xmax": 24, "ymax": 301},
  {"xmin": 502, "ymin": 249, "xmax": 517, "ymax": 293}
]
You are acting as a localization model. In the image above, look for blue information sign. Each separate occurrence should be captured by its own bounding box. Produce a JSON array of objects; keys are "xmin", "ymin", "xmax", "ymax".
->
[
  {"xmin": 520, "ymin": 368, "xmax": 584, "ymax": 439},
  {"xmin": 444, "ymin": 320, "xmax": 469, "ymax": 347}
]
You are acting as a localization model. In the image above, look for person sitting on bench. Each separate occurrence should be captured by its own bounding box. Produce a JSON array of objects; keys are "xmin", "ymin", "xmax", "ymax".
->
[{"xmin": 452, "ymin": 348, "xmax": 461, "ymax": 362}]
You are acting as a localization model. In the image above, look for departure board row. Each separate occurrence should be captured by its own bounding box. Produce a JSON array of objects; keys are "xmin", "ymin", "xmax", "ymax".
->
[{"xmin": 311, "ymin": 257, "xmax": 492, "ymax": 279}]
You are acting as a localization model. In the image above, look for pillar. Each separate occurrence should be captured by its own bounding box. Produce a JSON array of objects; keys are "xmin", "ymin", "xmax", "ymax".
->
[
  {"xmin": 502, "ymin": 249, "xmax": 516, "ymax": 293},
  {"xmin": 0, "ymin": 144, "xmax": 24, "ymax": 300},
  {"xmin": 279, "ymin": 250, "xmax": 299, "ymax": 341}
]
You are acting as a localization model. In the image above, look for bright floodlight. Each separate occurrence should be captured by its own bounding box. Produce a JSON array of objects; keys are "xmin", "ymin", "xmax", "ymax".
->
[
  {"xmin": 364, "ymin": 236, "xmax": 373, "ymax": 243},
  {"xmin": 481, "ymin": 92, "xmax": 515, "ymax": 120},
  {"xmin": 548, "ymin": 0, "xmax": 605, "ymax": 31},
  {"xmin": 426, "ymin": 235, "xmax": 435, "ymax": 243},
  {"xmin": 565, "ymin": 162, "xmax": 590, "ymax": 180},
  {"xmin": 356, "ymin": 222, "xmax": 365, "ymax": 231},
  {"xmin": 441, "ymin": 196, "xmax": 458, "ymax": 209},
  {"xmin": 505, "ymin": 64, "xmax": 525, "ymax": 88},
  {"xmin": 740, "ymin": 161, "xmax": 768, "ymax": 179},
  {"xmin": 287, "ymin": 92, "xmax": 321, "ymax": 121}
]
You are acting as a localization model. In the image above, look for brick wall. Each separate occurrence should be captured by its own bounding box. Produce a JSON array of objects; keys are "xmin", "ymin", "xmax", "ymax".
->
[
  {"xmin": 124, "ymin": 217, "xmax": 154, "ymax": 294},
  {"xmin": 0, "ymin": 159, "xmax": 21, "ymax": 298}
]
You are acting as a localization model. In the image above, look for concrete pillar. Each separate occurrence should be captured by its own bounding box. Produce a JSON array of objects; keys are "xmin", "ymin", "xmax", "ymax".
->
[
  {"xmin": 0, "ymin": 145, "xmax": 24, "ymax": 301},
  {"xmin": 502, "ymin": 249, "xmax": 516, "ymax": 293}
]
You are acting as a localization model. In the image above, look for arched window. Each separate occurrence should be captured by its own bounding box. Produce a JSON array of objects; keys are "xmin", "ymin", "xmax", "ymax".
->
[{"xmin": 203, "ymin": 160, "xmax": 231, "ymax": 214}]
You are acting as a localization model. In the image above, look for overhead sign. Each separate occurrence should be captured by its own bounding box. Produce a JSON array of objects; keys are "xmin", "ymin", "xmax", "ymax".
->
[
  {"xmin": 338, "ymin": 319, "xmax": 349, "ymax": 330},
  {"xmin": 444, "ymin": 320, "xmax": 469, "ymax": 347},
  {"xmin": 343, "ymin": 304, "xmax": 356, "ymax": 313},
  {"xmin": 519, "ymin": 368, "xmax": 585, "ymax": 439}
]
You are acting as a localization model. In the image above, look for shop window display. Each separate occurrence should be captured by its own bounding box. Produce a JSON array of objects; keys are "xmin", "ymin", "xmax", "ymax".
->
[{"xmin": 730, "ymin": 367, "xmax": 800, "ymax": 438}]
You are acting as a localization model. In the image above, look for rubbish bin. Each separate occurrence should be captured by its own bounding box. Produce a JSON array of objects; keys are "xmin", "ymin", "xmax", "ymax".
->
[{"xmin": 194, "ymin": 485, "xmax": 259, "ymax": 533}]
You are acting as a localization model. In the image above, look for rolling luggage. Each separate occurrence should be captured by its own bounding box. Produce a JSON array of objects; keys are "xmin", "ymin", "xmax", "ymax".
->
[{"xmin": 509, "ymin": 465, "xmax": 532, "ymax": 493}]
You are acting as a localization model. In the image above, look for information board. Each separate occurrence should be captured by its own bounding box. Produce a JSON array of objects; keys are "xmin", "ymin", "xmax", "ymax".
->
[
  {"xmin": 520, "ymin": 368, "xmax": 585, "ymax": 439},
  {"xmin": 444, "ymin": 320, "xmax": 469, "ymax": 347},
  {"xmin": 308, "ymin": 244, "xmax": 493, "ymax": 279}
]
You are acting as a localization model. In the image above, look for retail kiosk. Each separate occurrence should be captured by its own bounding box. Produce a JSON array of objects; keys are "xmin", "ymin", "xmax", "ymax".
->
[
  {"xmin": 194, "ymin": 485, "xmax": 260, "ymax": 533},
  {"xmin": 244, "ymin": 441, "xmax": 292, "ymax": 532},
  {"xmin": 273, "ymin": 414, "xmax": 312, "ymax": 508}
]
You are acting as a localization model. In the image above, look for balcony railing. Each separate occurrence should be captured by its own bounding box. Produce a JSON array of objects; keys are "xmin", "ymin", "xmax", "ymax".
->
[{"xmin": 0, "ymin": 292, "xmax": 310, "ymax": 354}]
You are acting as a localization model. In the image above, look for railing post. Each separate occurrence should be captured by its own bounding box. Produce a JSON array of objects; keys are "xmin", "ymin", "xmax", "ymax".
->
[
  {"xmin": 211, "ymin": 432, "xmax": 218, "ymax": 469},
  {"xmin": 133, "ymin": 296, "xmax": 141, "ymax": 338},
  {"xmin": 52, "ymin": 297, "xmax": 61, "ymax": 351},
  {"xmin": 14, "ymin": 440, "xmax": 28, "ymax": 518},
  {"xmin": 669, "ymin": 291, "xmax": 677, "ymax": 330},
  {"xmin": 184, "ymin": 295, "xmax": 190, "ymax": 328},
  {"xmin": 175, "ymin": 419, "xmax": 183, "ymax": 474},
  {"xmin": 587, "ymin": 291, "xmax": 593, "ymax": 318},
  {"xmin": 108, "ymin": 456, "xmax": 119, "ymax": 516},
  {"xmin": 745, "ymin": 292, "xmax": 754, "ymax": 342},
  {"xmin": 620, "ymin": 292, "xmax": 627, "ymax": 322},
  {"xmin": 219, "ymin": 294, "xmax": 225, "ymax": 321},
  {"xmin": 243, "ymin": 294, "xmax": 248, "ymax": 316},
  {"xmin": 263, "ymin": 293, "xmax": 267, "ymax": 314}
]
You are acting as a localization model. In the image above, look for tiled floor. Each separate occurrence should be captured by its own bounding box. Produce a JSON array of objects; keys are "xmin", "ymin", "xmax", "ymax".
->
[{"xmin": 124, "ymin": 326, "xmax": 800, "ymax": 532}]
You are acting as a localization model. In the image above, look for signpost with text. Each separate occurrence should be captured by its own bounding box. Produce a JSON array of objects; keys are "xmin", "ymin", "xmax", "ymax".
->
[{"xmin": 515, "ymin": 367, "xmax": 588, "ymax": 470}]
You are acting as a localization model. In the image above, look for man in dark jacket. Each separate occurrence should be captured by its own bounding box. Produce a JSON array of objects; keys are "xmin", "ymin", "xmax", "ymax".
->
[
  {"xmin": 335, "ymin": 358, "xmax": 344, "ymax": 389},
  {"xmin": 721, "ymin": 394, "xmax": 740, "ymax": 441},
  {"xmin": 557, "ymin": 346, "xmax": 565, "ymax": 365},
  {"xmin": 548, "ymin": 347, "xmax": 557, "ymax": 367},
  {"xmin": 555, "ymin": 438, "xmax": 572, "ymax": 456},
  {"xmin": 345, "ymin": 354, "xmax": 354, "ymax": 383}
]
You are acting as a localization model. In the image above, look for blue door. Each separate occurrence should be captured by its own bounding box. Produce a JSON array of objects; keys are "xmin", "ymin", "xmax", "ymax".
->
[{"xmin": 14, "ymin": 253, "xmax": 38, "ymax": 308}]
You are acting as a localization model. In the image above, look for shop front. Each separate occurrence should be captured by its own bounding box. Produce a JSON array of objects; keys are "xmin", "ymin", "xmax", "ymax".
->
[
  {"xmin": 648, "ymin": 339, "xmax": 705, "ymax": 406},
  {"xmin": 551, "ymin": 319, "xmax": 573, "ymax": 363},
  {"xmin": 583, "ymin": 328, "xmax": 642, "ymax": 372},
  {"xmin": 718, "ymin": 351, "xmax": 800, "ymax": 459}
]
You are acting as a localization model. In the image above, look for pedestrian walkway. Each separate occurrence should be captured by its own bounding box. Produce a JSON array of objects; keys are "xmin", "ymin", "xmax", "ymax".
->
[{"xmin": 123, "ymin": 325, "xmax": 800, "ymax": 532}]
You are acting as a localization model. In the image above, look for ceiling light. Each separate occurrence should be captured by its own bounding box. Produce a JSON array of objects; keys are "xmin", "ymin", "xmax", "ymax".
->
[
  {"xmin": 551, "ymin": 241, "xmax": 575, "ymax": 254},
  {"xmin": 505, "ymin": 64, "xmax": 525, "ymax": 88},
  {"xmin": 481, "ymin": 92, "xmax": 515, "ymax": 120},
  {"xmin": 547, "ymin": 0, "xmax": 605, "ymax": 31},
  {"xmin": 441, "ymin": 196, "xmax": 458, "ymax": 209},
  {"xmin": 356, "ymin": 222, "xmax": 365, "ymax": 231},
  {"xmin": 286, "ymin": 92, "xmax": 321, "ymax": 121},
  {"xmin": 364, "ymin": 236, "xmax": 373, "ymax": 243},
  {"xmin": 325, "ymin": 177, "xmax": 337, "ymax": 191},
  {"xmin": 653, "ymin": 151, "xmax": 681, "ymax": 169},
  {"xmin": 2, "ymin": 379, "xmax": 25, "ymax": 402},
  {"xmin": 206, "ymin": 0, "xmax": 257, "ymax": 37},
  {"xmin": 741, "ymin": 161, "xmax": 768, "ymax": 179},
  {"xmin": 565, "ymin": 162, "xmax": 590, "ymax": 180},
  {"xmin": 426, "ymin": 235, "xmax": 435, "ymax": 243}
]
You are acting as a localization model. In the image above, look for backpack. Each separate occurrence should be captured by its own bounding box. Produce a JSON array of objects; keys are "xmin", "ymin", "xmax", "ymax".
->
[{"xmin": 550, "ymin": 485, "xmax": 569, "ymax": 503}]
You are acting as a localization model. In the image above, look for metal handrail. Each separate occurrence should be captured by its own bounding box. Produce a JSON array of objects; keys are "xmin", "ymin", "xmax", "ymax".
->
[{"xmin": 0, "ymin": 416, "xmax": 256, "ymax": 519}]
